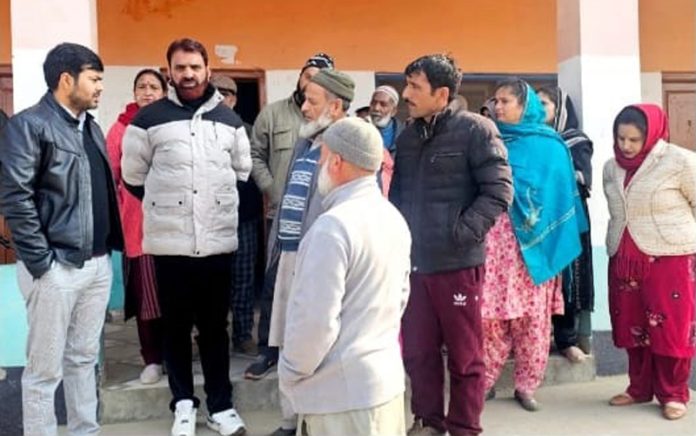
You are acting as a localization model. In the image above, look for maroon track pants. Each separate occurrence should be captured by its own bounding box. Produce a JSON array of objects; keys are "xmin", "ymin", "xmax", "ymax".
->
[{"xmin": 402, "ymin": 266, "xmax": 485, "ymax": 436}]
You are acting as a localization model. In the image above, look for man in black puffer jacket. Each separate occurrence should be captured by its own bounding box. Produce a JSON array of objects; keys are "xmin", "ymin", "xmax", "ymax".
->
[{"xmin": 390, "ymin": 54, "xmax": 513, "ymax": 436}]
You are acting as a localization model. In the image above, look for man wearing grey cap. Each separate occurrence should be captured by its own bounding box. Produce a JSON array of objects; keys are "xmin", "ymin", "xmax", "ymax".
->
[
  {"xmin": 250, "ymin": 53, "xmax": 334, "ymax": 222},
  {"xmin": 247, "ymin": 53, "xmax": 334, "ymax": 386},
  {"xmin": 210, "ymin": 74, "xmax": 239, "ymax": 110},
  {"xmin": 279, "ymin": 118, "xmax": 411, "ymax": 435},
  {"xmin": 246, "ymin": 68, "xmax": 355, "ymax": 436}
]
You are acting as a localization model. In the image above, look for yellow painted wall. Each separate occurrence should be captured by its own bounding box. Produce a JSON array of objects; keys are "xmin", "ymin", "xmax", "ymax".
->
[
  {"xmin": 0, "ymin": 0, "xmax": 10, "ymax": 64},
  {"xmin": 639, "ymin": 0, "xmax": 695, "ymax": 71},
  {"xmin": 1, "ymin": 0, "xmax": 694, "ymax": 72},
  {"xmin": 96, "ymin": 0, "xmax": 558, "ymax": 72}
]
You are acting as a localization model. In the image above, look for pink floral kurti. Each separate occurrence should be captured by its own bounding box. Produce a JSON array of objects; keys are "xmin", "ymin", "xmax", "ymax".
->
[{"xmin": 482, "ymin": 214, "xmax": 564, "ymax": 395}]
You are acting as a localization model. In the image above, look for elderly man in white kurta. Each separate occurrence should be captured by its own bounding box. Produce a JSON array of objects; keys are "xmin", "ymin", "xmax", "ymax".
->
[{"xmin": 279, "ymin": 118, "xmax": 412, "ymax": 436}]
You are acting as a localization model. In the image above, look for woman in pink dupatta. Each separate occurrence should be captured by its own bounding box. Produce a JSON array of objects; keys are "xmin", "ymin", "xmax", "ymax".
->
[{"xmin": 604, "ymin": 104, "xmax": 696, "ymax": 420}]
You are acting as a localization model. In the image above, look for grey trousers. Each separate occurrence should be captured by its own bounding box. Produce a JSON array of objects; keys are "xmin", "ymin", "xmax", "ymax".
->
[{"xmin": 17, "ymin": 256, "xmax": 112, "ymax": 436}]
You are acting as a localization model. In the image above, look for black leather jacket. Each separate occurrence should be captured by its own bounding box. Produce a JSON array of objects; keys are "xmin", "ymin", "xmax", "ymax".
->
[
  {"xmin": 390, "ymin": 100, "xmax": 513, "ymax": 274},
  {"xmin": 0, "ymin": 92, "xmax": 122, "ymax": 278}
]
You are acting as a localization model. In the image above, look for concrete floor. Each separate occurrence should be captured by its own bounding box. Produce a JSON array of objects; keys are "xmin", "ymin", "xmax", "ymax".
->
[{"xmin": 61, "ymin": 375, "xmax": 695, "ymax": 436}]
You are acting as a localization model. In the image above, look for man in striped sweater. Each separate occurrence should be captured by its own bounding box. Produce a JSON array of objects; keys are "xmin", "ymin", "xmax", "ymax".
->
[{"xmin": 247, "ymin": 68, "xmax": 355, "ymax": 436}]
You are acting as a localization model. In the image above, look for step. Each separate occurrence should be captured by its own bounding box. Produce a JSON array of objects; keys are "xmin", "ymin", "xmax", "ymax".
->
[
  {"xmin": 99, "ymin": 355, "xmax": 279, "ymax": 424},
  {"xmin": 99, "ymin": 352, "xmax": 595, "ymax": 424},
  {"xmin": 493, "ymin": 352, "xmax": 596, "ymax": 391}
]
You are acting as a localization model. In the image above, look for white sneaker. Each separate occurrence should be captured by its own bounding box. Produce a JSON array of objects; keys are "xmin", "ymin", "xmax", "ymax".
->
[
  {"xmin": 140, "ymin": 363, "xmax": 163, "ymax": 384},
  {"xmin": 206, "ymin": 407, "xmax": 246, "ymax": 435},
  {"xmin": 171, "ymin": 399, "xmax": 197, "ymax": 436}
]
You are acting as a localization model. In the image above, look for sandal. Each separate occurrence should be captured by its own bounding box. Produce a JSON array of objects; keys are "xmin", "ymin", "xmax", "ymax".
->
[
  {"xmin": 514, "ymin": 390, "xmax": 540, "ymax": 412},
  {"xmin": 609, "ymin": 392, "xmax": 649, "ymax": 406},
  {"xmin": 662, "ymin": 402, "xmax": 687, "ymax": 420}
]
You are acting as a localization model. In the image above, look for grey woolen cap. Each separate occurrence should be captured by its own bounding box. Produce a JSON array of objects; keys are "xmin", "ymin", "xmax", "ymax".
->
[
  {"xmin": 322, "ymin": 118, "xmax": 384, "ymax": 171},
  {"xmin": 310, "ymin": 69, "xmax": 355, "ymax": 103}
]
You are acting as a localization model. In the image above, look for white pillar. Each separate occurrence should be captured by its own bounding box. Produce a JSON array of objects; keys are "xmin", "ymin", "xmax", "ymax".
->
[
  {"xmin": 10, "ymin": 0, "xmax": 99, "ymax": 113},
  {"xmin": 557, "ymin": 0, "xmax": 642, "ymax": 246},
  {"xmin": 557, "ymin": 0, "xmax": 643, "ymax": 333}
]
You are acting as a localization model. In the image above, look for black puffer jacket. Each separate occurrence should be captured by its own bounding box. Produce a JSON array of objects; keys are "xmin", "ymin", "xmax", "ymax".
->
[
  {"xmin": 0, "ymin": 93, "xmax": 122, "ymax": 278},
  {"xmin": 390, "ymin": 100, "xmax": 513, "ymax": 274}
]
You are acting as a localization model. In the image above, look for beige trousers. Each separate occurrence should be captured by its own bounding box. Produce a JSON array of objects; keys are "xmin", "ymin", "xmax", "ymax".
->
[
  {"xmin": 300, "ymin": 394, "xmax": 406, "ymax": 436},
  {"xmin": 268, "ymin": 250, "xmax": 297, "ymax": 347}
]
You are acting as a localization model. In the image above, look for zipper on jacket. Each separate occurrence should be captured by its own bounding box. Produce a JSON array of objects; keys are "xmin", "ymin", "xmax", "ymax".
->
[
  {"xmin": 75, "ymin": 126, "xmax": 91, "ymax": 263},
  {"xmin": 411, "ymin": 136, "xmax": 433, "ymax": 272},
  {"xmin": 430, "ymin": 151, "xmax": 463, "ymax": 163}
]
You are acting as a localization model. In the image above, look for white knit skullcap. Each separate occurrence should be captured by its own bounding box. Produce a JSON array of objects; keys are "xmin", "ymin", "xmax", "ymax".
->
[{"xmin": 374, "ymin": 85, "xmax": 399, "ymax": 105}]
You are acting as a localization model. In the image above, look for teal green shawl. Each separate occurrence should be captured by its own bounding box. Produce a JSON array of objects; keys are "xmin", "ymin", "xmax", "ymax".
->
[{"xmin": 496, "ymin": 83, "xmax": 588, "ymax": 285}]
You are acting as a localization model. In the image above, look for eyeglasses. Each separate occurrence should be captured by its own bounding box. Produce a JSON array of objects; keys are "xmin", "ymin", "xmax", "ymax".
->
[{"xmin": 219, "ymin": 89, "xmax": 237, "ymax": 97}]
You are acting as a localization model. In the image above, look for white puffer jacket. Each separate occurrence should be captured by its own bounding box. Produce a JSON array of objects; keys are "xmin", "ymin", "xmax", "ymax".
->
[{"xmin": 121, "ymin": 87, "xmax": 251, "ymax": 257}]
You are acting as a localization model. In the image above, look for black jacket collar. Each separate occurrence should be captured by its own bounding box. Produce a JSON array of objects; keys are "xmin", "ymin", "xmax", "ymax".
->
[{"xmin": 41, "ymin": 91, "xmax": 93, "ymax": 128}]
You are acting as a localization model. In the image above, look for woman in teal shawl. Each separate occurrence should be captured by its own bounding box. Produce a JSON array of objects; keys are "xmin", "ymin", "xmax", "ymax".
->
[{"xmin": 481, "ymin": 78, "xmax": 587, "ymax": 411}]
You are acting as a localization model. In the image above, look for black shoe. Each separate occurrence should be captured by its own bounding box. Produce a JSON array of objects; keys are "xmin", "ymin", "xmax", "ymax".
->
[
  {"xmin": 244, "ymin": 354, "xmax": 276, "ymax": 380},
  {"xmin": 485, "ymin": 388, "xmax": 496, "ymax": 401},
  {"xmin": 269, "ymin": 427, "xmax": 296, "ymax": 436}
]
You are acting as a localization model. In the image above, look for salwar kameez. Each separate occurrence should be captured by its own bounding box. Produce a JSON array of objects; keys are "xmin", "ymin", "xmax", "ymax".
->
[
  {"xmin": 609, "ymin": 232, "xmax": 695, "ymax": 404},
  {"xmin": 482, "ymin": 214, "xmax": 564, "ymax": 395}
]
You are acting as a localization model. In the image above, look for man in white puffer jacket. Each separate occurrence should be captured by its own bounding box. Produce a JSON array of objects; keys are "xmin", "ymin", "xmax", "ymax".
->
[{"xmin": 122, "ymin": 38, "xmax": 250, "ymax": 436}]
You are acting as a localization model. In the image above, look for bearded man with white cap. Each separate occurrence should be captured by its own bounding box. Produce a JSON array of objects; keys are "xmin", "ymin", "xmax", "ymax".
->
[
  {"xmin": 369, "ymin": 85, "xmax": 405, "ymax": 156},
  {"xmin": 279, "ymin": 117, "xmax": 412, "ymax": 436}
]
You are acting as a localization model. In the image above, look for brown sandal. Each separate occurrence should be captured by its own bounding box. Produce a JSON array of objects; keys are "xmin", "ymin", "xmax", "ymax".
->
[
  {"xmin": 609, "ymin": 392, "xmax": 644, "ymax": 406},
  {"xmin": 662, "ymin": 402, "xmax": 687, "ymax": 420}
]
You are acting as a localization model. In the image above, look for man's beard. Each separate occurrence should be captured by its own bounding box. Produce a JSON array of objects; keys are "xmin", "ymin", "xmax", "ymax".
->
[
  {"xmin": 299, "ymin": 109, "xmax": 334, "ymax": 139},
  {"xmin": 316, "ymin": 161, "xmax": 336, "ymax": 197},
  {"xmin": 174, "ymin": 77, "xmax": 208, "ymax": 101},
  {"xmin": 69, "ymin": 88, "xmax": 99, "ymax": 112},
  {"xmin": 370, "ymin": 113, "xmax": 392, "ymax": 128}
]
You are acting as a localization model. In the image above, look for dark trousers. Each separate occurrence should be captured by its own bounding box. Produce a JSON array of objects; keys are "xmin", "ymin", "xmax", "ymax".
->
[
  {"xmin": 626, "ymin": 347, "xmax": 692, "ymax": 404},
  {"xmin": 154, "ymin": 254, "xmax": 234, "ymax": 413},
  {"xmin": 231, "ymin": 219, "xmax": 259, "ymax": 345},
  {"xmin": 257, "ymin": 218, "xmax": 279, "ymax": 361},
  {"xmin": 136, "ymin": 317, "xmax": 163, "ymax": 364},
  {"xmin": 402, "ymin": 267, "xmax": 485, "ymax": 436},
  {"xmin": 552, "ymin": 304, "xmax": 578, "ymax": 351}
]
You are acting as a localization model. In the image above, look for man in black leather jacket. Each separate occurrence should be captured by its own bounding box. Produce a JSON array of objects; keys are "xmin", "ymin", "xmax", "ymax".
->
[
  {"xmin": 0, "ymin": 42, "xmax": 122, "ymax": 436},
  {"xmin": 390, "ymin": 55, "xmax": 513, "ymax": 436}
]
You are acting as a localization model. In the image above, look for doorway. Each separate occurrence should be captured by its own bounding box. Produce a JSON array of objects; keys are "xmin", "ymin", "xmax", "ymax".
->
[
  {"xmin": 375, "ymin": 72, "xmax": 556, "ymax": 119},
  {"xmin": 663, "ymin": 72, "xmax": 696, "ymax": 151}
]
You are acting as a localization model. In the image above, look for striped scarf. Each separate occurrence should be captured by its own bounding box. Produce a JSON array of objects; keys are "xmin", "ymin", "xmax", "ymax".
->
[{"xmin": 278, "ymin": 146, "xmax": 321, "ymax": 251}]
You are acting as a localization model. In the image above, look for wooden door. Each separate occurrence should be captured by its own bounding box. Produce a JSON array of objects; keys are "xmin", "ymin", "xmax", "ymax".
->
[
  {"xmin": 663, "ymin": 73, "xmax": 696, "ymax": 151},
  {"xmin": 0, "ymin": 65, "xmax": 13, "ymax": 116}
]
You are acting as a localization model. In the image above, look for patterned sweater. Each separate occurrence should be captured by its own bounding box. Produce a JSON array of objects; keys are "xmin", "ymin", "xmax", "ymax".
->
[{"xmin": 603, "ymin": 140, "xmax": 696, "ymax": 256}]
